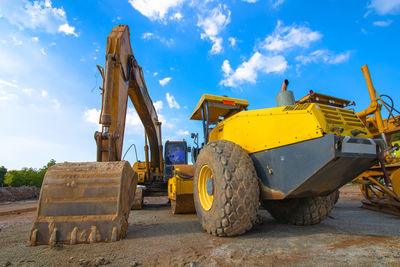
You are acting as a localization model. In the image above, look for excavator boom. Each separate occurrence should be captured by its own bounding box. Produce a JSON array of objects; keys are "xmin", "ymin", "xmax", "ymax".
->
[{"xmin": 30, "ymin": 25, "xmax": 163, "ymax": 245}]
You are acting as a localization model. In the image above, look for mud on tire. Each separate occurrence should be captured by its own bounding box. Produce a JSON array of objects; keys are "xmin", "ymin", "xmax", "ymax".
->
[
  {"xmin": 262, "ymin": 192, "xmax": 337, "ymax": 226},
  {"xmin": 193, "ymin": 140, "xmax": 259, "ymax": 236}
]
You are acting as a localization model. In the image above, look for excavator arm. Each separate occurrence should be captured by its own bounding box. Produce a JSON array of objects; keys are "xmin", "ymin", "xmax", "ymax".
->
[
  {"xmin": 30, "ymin": 25, "xmax": 162, "ymax": 245},
  {"xmin": 95, "ymin": 25, "xmax": 163, "ymax": 173}
]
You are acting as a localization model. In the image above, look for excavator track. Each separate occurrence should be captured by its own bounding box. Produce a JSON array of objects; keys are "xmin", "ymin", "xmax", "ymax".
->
[{"xmin": 30, "ymin": 161, "xmax": 137, "ymax": 245}]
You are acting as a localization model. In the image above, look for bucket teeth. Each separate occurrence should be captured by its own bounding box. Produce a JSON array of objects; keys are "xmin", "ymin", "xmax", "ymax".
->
[
  {"xmin": 89, "ymin": 226, "xmax": 98, "ymax": 243},
  {"xmin": 111, "ymin": 226, "xmax": 118, "ymax": 242},
  {"xmin": 49, "ymin": 228, "xmax": 58, "ymax": 246},
  {"xmin": 30, "ymin": 229, "xmax": 38, "ymax": 246},
  {"xmin": 70, "ymin": 227, "xmax": 78, "ymax": 245}
]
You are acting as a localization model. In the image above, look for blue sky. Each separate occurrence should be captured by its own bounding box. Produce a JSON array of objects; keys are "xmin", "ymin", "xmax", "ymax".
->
[{"xmin": 0, "ymin": 0, "xmax": 399, "ymax": 169}]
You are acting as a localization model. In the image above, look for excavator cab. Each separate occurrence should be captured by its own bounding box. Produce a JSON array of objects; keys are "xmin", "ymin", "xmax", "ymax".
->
[{"xmin": 164, "ymin": 141, "xmax": 189, "ymax": 181}]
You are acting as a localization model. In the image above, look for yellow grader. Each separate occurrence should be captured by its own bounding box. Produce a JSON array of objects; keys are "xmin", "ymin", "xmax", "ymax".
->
[
  {"xmin": 30, "ymin": 25, "xmax": 388, "ymax": 245},
  {"xmin": 353, "ymin": 66, "xmax": 400, "ymax": 215}
]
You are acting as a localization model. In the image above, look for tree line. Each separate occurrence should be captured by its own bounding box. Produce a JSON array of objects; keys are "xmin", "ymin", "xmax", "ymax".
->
[{"xmin": 0, "ymin": 159, "xmax": 56, "ymax": 187}]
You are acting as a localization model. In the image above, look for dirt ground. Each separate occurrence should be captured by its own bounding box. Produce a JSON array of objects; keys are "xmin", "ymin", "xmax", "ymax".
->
[{"xmin": 0, "ymin": 185, "xmax": 399, "ymax": 267}]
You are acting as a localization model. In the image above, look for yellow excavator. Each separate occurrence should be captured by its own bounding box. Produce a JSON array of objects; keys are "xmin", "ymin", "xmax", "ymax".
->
[{"xmin": 30, "ymin": 25, "xmax": 192, "ymax": 245}]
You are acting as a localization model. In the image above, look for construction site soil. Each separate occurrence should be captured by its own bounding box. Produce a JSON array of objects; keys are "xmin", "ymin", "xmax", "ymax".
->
[{"xmin": 0, "ymin": 185, "xmax": 399, "ymax": 267}]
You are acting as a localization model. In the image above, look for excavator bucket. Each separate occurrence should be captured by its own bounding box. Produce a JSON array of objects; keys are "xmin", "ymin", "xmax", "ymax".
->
[{"xmin": 30, "ymin": 161, "xmax": 137, "ymax": 245}]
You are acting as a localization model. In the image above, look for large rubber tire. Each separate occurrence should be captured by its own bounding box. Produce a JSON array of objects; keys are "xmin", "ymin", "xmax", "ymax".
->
[
  {"xmin": 262, "ymin": 192, "xmax": 337, "ymax": 226},
  {"xmin": 193, "ymin": 140, "xmax": 259, "ymax": 237},
  {"xmin": 333, "ymin": 189, "xmax": 340, "ymax": 204}
]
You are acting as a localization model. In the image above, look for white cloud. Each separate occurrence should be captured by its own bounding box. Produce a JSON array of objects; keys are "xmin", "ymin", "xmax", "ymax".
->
[
  {"xmin": 126, "ymin": 108, "xmax": 142, "ymax": 127},
  {"xmin": 141, "ymin": 32, "xmax": 174, "ymax": 46},
  {"xmin": 0, "ymin": 79, "xmax": 18, "ymax": 88},
  {"xmin": 262, "ymin": 20, "xmax": 322, "ymax": 52},
  {"xmin": 368, "ymin": 0, "xmax": 400, "ymax": 15},
  {"xmin": 296, "ymin": 50, "xmax": 351, "ymax": 65},
  {"xmin": 41, "ymin": 90, "xmax": 48, "ymax": 97},
  {"xmin": 197, "ymin": 4, "xmax": 231, "ymax": 54},
  {"xmin": 52, "ymin": 98, "xmax": 60, "ymax": 109},
  {"xmin": 40, "ymin": 48, "xmax": 47, "ymax": 56},
  {"xmin": 11, "ymin": 35, "xmax": 23, "ymax": 46},
  {"xmin": 0, "ymin": 0, "xmax": 77, "ymax": 36},
  {"xmin": 373, "ymin": 19, "xmax": 393, "ymax": 26},
  {"xmin": 221, "ymin": 60, "xmax": 233, "ymax": 76},
  {"xmin": 0, "ymin": 90, "xmax": 18, "ymax": 101},
  {"xmin": 159, "ymin": 77, "xmax": 172, "ymax": 86},
  {"xmin": 32, "ymin": 37, "xmax": 39, "ymax": 42},
  {"xmin": 112, "ymin": 16, "xmax": 121, "ymax": 22},
  {"xmin": 128, "ymin": 0, "xmax": 186, "ymax": 21},
  {"xmin": 83, "ymin": 108, "xmax": 100, "ymax": 129},
  {"xmin": 209, "ymin": 36, "xmax": 223, "ymax": 54},
  {"xmin": 272, "ymin": 0, "xmax": 284, "ymax": 8},
  {"xmin": 177, "ymin": 129, "xmax": 189, "ymax": 136},
  {"xmin": 22, "ymin": 88, "xmax": 35, "ymax": 95},
  {"xmin": 242, "ymin": 0, "xmax": 258, "ymax": 2},
  {"xmin": 153, "ymin": 100, "xmax": 163, "ymax": 111},
  {"xmin": 220, "ymin": 52, "xmax": 288, "ymax": 88},
  {"xmin": 58, "ymin": 23, "xmax": 78, "ymax": 37},
  {"xmin": 153, "ymin": 72, "xmax": 159, "ymax": 76},
  {"xmin": 0, "ymin": 79, "xmax": 19, "ymax": 101},
  {"xmin": 142, "ymin": 32, "xmax": 154, "ymax": 39},
  {"xmin": 171, "ymin": 12, "xmax": 183, "ymax": 20},
  {"xmin": 228, "ymin": 37, "xmax": 236, "ymax": 47},
  {"xmin": 166, "ymin": 93, "xmax": 180, "ymax": 109}
]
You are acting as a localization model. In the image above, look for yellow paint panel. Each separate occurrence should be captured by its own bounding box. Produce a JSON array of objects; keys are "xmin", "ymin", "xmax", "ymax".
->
[
  {"xmin": 209, "ymin": 103, "xmax": 373, "ymax": 154},
  {"xmin": 168, "ymin": 175, "xmax": 193, "ymax": 200},
  {"xmin": 132, "ymin": 161, "xmax": 147, "ymax": 183}
]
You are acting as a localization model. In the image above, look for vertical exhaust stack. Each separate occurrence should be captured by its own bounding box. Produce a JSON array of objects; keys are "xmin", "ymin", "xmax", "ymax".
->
[{"xmin": 276, "ymin": 79, "xmax": 295, "ymax": 107}]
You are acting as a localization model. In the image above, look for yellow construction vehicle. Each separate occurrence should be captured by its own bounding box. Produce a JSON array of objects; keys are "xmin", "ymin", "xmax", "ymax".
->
[
  {"xmin": 297, "ymin": 65, "xmax": 400, "ymax": 215},
  {"xmin": 353, "ymin": 65, "xmax": 400, "ymax": 215},
  {"xmin": 30, "ymin": 25, "xmax": 192, "ymax": 245},
  {"xmin": 188, "ymin": 86, "xmax": 384, "ymax": 236}
]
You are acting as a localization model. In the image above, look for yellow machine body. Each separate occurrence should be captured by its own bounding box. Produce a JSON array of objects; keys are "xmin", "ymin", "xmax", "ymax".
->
[
  {"xmin": 132, "ymin": 161, "xmax": 147, "ymax": 183},
  {"xmin": 190, "ymin": 93, "xmax": 382, "ymax": 201},
  {"xmin": 167, "ymin": 165, "xmax": 195, "ymax": 214},
  {"xmin": 208, "ymin": 103, "xmax": 371, "ymax": 153}
]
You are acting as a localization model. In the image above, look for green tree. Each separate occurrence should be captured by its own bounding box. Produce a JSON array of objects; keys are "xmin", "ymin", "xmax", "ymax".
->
[
  {"xmin": 0, "ymin": 166, "xmax": 7, "ymax": 187},
  {"xmin": 4, "ymin": 159, "xmax": 56, "ymax": 187}
]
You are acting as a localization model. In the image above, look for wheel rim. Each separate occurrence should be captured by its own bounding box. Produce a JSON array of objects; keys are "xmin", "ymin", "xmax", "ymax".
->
[{"xmin": 198, "ymin": 165, "xmax": 214, "ymax": 211}]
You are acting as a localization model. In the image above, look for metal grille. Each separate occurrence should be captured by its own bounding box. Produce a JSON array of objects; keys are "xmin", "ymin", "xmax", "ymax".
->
[
  {"xmin": 283, "ymin": 103, "xmax": 310, "ymax": 111},
  {"xmin": 318, "ymin": 105, "xmax": 364, "ymax": 127}
]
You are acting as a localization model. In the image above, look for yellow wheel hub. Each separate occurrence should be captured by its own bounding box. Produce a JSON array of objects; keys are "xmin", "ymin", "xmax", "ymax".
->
[{"xmin": 198, "ymin": 165, "xmax": 214, "ymax": 211}]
